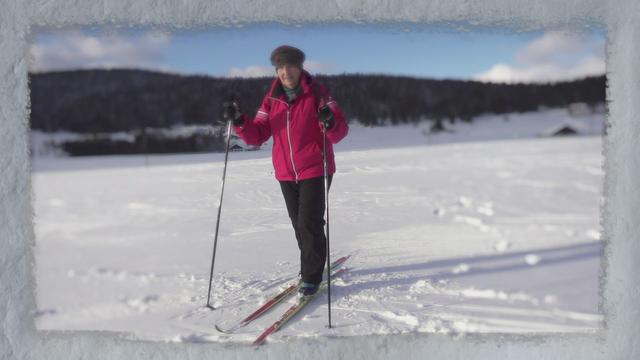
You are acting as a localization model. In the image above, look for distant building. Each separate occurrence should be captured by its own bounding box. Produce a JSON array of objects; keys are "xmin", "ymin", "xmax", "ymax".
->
[
  {"xmin": 551, "ymin": 126, "xmax": 579, "ymax": 136},
  {"xmin": 430, "ymin": 119, "xmax": 446, "ymax": 133},
  {"xmin": 541, "ymin": 123, "xmax": 580, "ymax": 137}
]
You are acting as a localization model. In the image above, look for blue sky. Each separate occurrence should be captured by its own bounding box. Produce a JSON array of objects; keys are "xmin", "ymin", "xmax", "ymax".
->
[{"xmin": 30, "ymin": 23, "xmax": 605, "ymax": 83}]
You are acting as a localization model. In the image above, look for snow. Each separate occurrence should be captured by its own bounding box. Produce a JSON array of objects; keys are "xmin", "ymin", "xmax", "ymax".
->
[
  {"xmin": 3, "ymin": 2, "xmax": 640, "ymax": 359},
  {"xmin": 32, "ymin": 109, "xmax": 604, "ymax": 343}
]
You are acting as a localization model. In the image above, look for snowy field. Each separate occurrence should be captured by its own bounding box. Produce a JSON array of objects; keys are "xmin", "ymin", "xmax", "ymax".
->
[{"xmin": 33, "ymin": 108, "xmax": 605, "ymax": 343}]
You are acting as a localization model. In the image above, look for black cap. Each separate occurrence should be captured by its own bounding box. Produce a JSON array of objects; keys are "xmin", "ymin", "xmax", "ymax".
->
[{"xmin": 270, "ymin": 45, "xmax": 305, "ymax": 68}]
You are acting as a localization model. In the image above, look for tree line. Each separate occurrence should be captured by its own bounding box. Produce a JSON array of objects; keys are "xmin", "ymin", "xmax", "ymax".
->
[{"xmin": 29, "ymin": 69, "xmax": 606, "ymax": 134}]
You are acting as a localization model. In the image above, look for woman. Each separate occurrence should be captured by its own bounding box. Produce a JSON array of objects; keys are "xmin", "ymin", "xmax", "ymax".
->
[{"xmin": 223, "ymin": 45, "xmax": 349, "ymax": 296}]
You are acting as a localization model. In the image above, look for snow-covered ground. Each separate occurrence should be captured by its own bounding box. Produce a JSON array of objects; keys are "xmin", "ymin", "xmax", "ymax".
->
[{"xmin": 33, "ymin": 107, "xmax": 605, "ymax": 343}]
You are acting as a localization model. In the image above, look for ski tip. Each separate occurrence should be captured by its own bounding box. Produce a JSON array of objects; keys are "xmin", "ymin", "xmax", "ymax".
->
[
  {"xmin": 214, "ymin": 324, "xmax": 232, "ymax": 334},
  {"xmin": 252, "ymin": 337, "xmax": 267, "ymax": 346},
  {"xmin": 252, "ymin": 324, "xmax": 278, "ymax": 346}
]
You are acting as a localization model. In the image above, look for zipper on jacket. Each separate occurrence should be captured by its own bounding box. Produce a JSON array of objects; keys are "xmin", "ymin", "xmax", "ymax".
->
[{"xmin": 285, "ymin": 108, "xmax": 299, "ymax": 182}]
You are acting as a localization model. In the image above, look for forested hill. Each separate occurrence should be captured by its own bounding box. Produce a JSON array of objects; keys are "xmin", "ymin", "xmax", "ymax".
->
[{"xmin": 29, "ymin": 69, "xmax": 605, "ymax": 133}]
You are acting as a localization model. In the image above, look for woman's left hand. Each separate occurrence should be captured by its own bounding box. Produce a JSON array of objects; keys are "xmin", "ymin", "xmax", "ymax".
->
[{"xmin": 317, "ymin": 105, "xmax": 334, "ymax": 130}]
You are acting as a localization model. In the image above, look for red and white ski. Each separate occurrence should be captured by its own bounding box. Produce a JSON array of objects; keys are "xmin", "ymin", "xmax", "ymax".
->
[
  {"xmin": 252, "ymin": 266, "xmax": 349, "ymax": 346},
  {"xmin": 215, "ymin": 255, "xmax": 350, "ymax": 334}
]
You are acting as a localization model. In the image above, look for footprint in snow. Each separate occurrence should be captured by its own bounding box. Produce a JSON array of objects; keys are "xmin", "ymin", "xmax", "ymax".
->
[
  {"xmin": 122, "ymin": 294, "xmax": 160, "ymax": 312},
  {"xmin": 379, "ymin": 311, "xmax": 420, "ymax": 328}
]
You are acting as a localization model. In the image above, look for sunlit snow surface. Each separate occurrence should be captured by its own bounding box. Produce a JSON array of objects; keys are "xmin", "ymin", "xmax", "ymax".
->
[{"xmin": 33, "ymin": 108, "xmax": 604, "ymax": 343}]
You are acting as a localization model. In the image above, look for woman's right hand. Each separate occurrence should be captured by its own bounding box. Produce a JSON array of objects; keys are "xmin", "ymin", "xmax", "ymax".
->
[{"xmin": 222, "ymin": 101, "xmax": 244, "ymax": 126}]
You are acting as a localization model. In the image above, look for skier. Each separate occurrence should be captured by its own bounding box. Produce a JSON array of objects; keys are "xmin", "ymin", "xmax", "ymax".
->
[{"xmin": 223, "ymin": 45, "xmax": 349, "ymax": 296}]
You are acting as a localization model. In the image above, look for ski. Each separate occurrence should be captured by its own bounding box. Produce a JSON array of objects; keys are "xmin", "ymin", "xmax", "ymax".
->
[
  {"xmin": 252, "ymin": 267, "xmax": 348, "ymax": 346},
  {"xmin": 215, "ymin": 255, "xmax": 350, "ymax": 334}
]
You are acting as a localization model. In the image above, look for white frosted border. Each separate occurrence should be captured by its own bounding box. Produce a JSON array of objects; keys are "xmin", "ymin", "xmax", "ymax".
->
[{"xmin": 1, "ymin": 1, "xmax": 636, "ymax": 359}]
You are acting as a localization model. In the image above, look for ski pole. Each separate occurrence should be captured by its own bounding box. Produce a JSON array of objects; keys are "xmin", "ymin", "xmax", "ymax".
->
[
  {"xmin": 322, "ymin": 117, "xmax": 332, "ymax": 328},
  {"xmin": 205, "ymin": 113, "xmax": 234, "ymax": 310}
]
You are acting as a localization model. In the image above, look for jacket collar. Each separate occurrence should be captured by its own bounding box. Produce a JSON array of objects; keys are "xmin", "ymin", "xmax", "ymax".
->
[{"xmin": 269, "ymin": 69, "xmax": 314, "ymax": 101}]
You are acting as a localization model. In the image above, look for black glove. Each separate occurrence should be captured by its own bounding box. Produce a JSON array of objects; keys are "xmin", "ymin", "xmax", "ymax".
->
[
  {"xmin": 318, "ymin": 105, "xmax": 334, "ymax": 130},
  {"xmin": 222, "ymin": 101, "xmax": 244, "ymax": 126}
]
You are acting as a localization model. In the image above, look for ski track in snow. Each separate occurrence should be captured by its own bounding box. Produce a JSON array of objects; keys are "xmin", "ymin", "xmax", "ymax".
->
[{"xmin": 33, "ymin": 109, "xmax": 604, "ymax": 342}]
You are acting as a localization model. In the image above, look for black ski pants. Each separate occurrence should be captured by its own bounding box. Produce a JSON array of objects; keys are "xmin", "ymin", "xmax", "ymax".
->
[{"xmin": 279, "ymin": 175, "xmax": 332, "ymax": 284}]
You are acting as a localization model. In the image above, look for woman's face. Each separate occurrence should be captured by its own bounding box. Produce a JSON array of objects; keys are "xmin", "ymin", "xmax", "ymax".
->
[{"xmin": 276, "ymin": 64, "xmax": 302, "ymax": 89}]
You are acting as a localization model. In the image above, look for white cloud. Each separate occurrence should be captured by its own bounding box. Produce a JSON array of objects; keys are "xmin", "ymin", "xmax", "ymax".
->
[
  {"xmin": 474, "ymin": 56, "xmax": 605, "ymax": 84},
  {"xmin": 29, "ymin": 29, "xmax": 172, "ymax": 72},
  {"xmin": 473, "ymin": 31, "xmax": 605, "ymax": 84},
  {"xmin": 226, "ymin": 59, "xmax": 339, "ymax": 78},
  {"xmin": 516, "ymin": 31, "xmax": 586, "ymax": 65},
  {"xmin": 227, "ymin": 65, "xmax": 274, "ymax": 78}
]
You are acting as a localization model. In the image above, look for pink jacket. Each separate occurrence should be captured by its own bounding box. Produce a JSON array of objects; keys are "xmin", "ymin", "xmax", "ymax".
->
[{"xmin": 234, "ymin": 70, "xmax": 349, "ymax": 182}]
